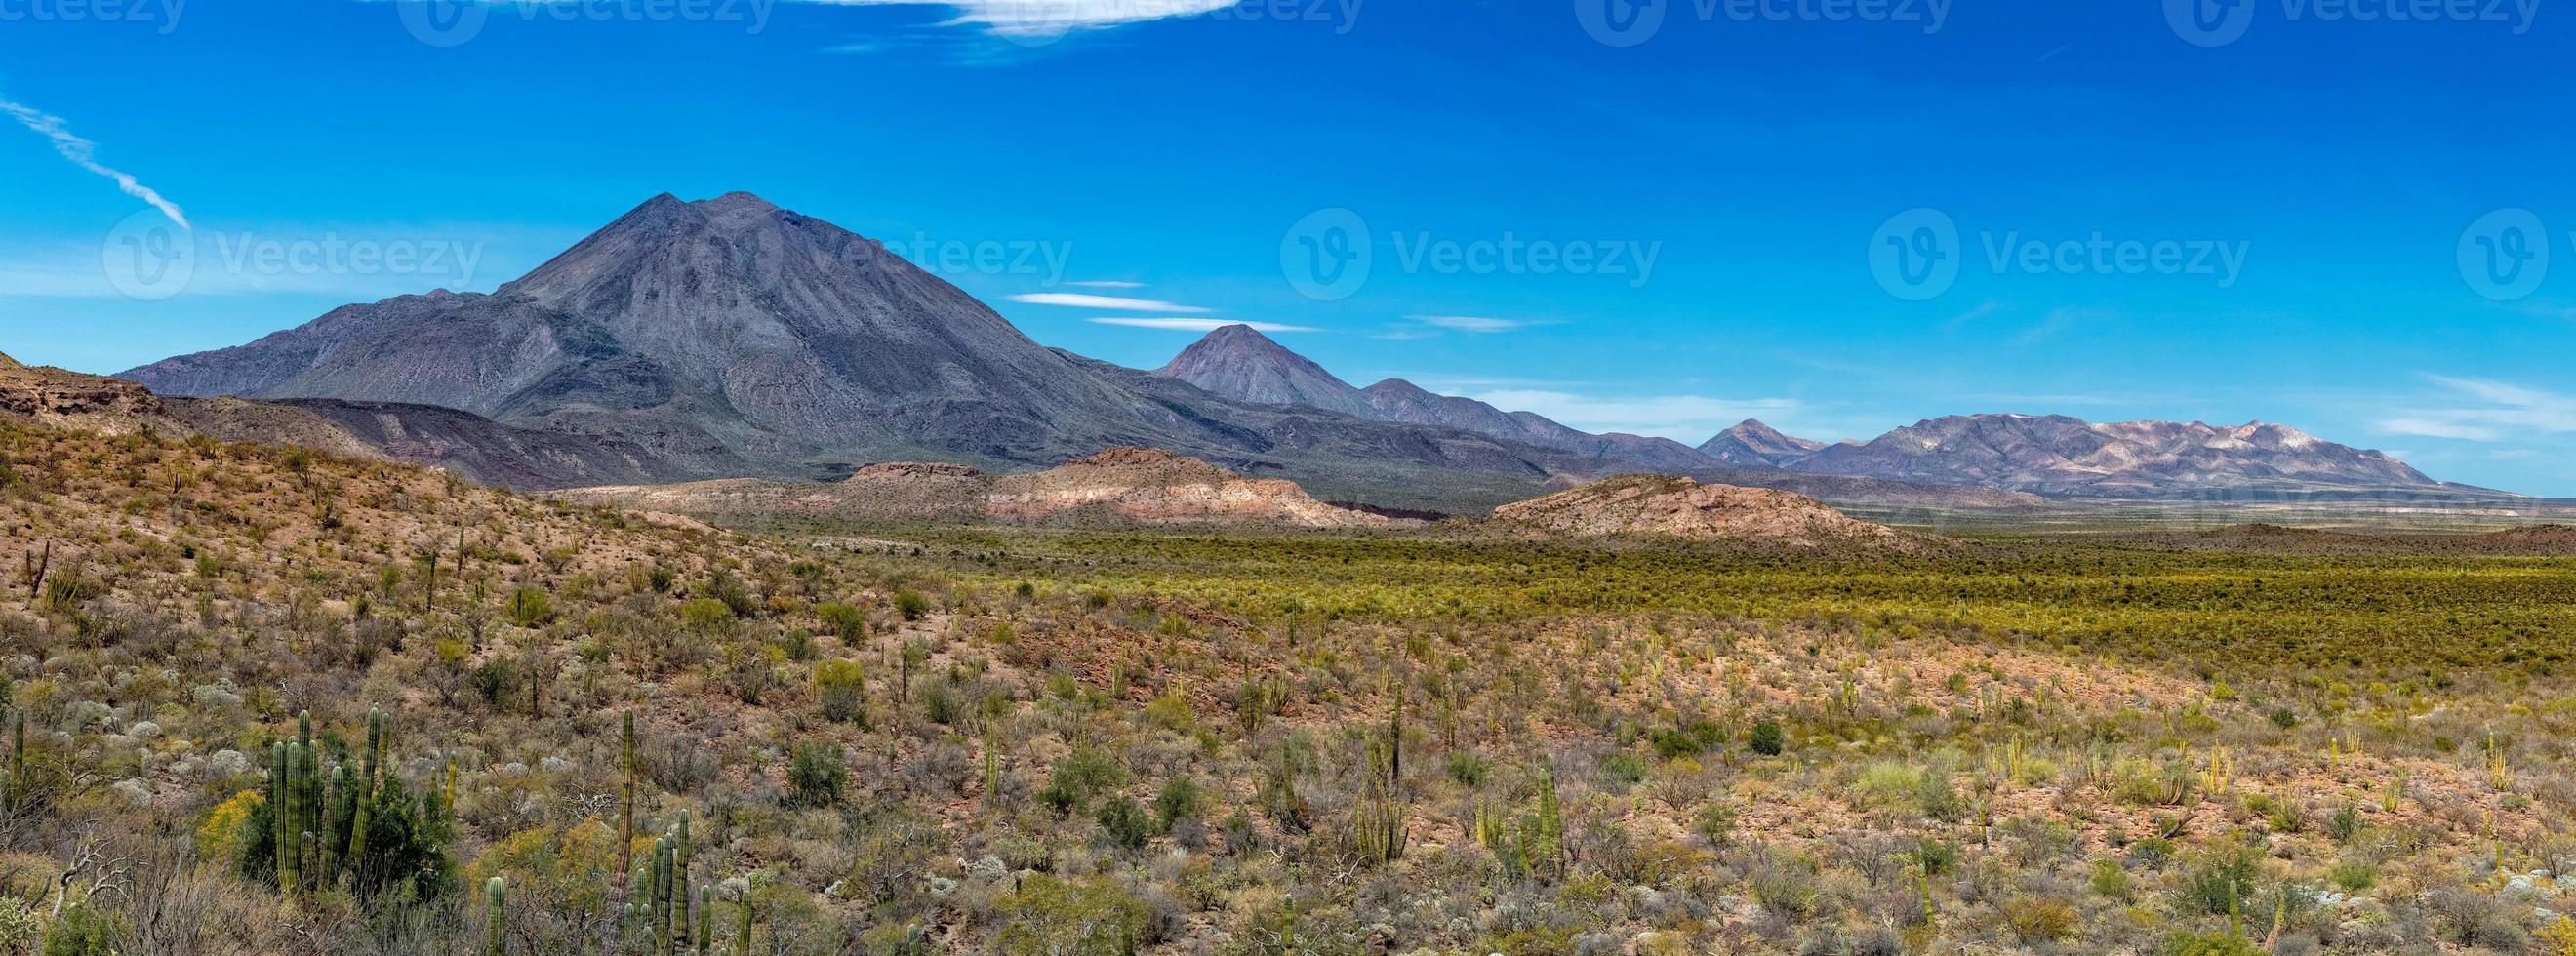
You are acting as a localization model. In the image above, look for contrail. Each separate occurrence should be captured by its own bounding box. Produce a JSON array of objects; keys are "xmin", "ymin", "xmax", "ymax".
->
[{"xmin": 0, "ymin": 97, "xmax": 189, "ymax": 229}]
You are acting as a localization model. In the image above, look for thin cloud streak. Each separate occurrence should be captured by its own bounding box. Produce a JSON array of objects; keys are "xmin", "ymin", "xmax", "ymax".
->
[
  {"xmin": 1089, "ymin": 317, "xmax": 1316, "ymax": 333},
  {"xmin": 0, "ymin": 98, "xmax": 188, "ymax": 228},
  {"xmin": 2376, "ymin": 375, "xmax": 2576, "ymax": 443},
  {"xmin": 1010, "ymin": 292, "xmax": 1210, "ymax": 312},
  {"xmin": 796, "ymin": 0, "xmax": 1235, "ymax": 36},
  {"xmin": 1407, "ymin": 314, "xmax": 1551, "ymax": 334}
]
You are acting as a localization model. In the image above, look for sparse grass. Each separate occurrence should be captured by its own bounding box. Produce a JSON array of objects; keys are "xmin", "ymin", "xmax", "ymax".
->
[{"xmin": 1, "ymin": 420, "xmax": 2573, "ymax": 952}]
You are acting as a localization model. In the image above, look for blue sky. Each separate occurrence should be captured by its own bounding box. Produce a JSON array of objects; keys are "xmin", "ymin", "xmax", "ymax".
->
[{"xmin": 3, "ymin": 0, "xmax": 2574, "ymax": 492}]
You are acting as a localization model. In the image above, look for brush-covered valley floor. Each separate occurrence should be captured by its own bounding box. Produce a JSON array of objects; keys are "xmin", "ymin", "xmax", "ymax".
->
[{"xmin": 5, "ymin": 421, "xmax": 2576, "ymax": 954}]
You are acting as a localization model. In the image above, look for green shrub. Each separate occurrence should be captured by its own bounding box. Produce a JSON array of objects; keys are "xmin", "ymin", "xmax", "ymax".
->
[
  {"xmin": 1447, "ymin": 750, "xmax": 1489, "ymax": 786},
  {"xmin": 1748, "ymin": 720, "xmax": 1785, "ymax": 757},
  {"xmin": 816, "ymin": 660, "xmax": 866, "ymax": 724},
  {"xmin": 2156, "ymin": 932, "xmax": 2264, "ymax": 956},
  {"xmin": 1997, "ymin": 896, "xmax": 2079, "ymax": 944},
  {"xmin": 894, "ymin": 590, "xmax": 930, "ymax": 621},
  {"xmin": 1097, "ymin": 797, "xmax": 1154, "ymax": 850},
  {"xmin": 39, "ymin": 903, "xmax": 121, "ymax": 956},
  {"xmin": 1037, "ymin": 748, "xmax": 1128, "ymax": 816},
  {"xmin": 504, "ymin": 587, "xmax": 553, "ymax": 627},
  {"xmin": 993, "ymin": 875, "xmax": 1152, "ymax": 956},
  {"xmin": 816, "ymin": 602, "xmax": 868, "ymax": 638},
  {"xmin": 1153, "ymin": 777, "xmax": 1203, "ymax": 829},
  {"xmin": 786, "ymin": 741, "xmax": 846, "ymax": 808}
]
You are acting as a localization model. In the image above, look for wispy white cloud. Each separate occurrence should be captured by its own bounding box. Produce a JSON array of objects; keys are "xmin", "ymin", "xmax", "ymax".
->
[
  {"xmin": 1406, "ymin": 314, "xmax": 1552, "ymax": 334},
  {"xmin": 0, "ymin": 98, "xmax": 188, "ymax": 228},
  {"xmin": 1470, "ymin": 388, "xmax": 1804, "ymax": 442},
  {"xmin": 1367, "ymin": 328, "xmax": 1441, "ymax": 341},
  {"xmin": 797, "ymin": 0, "xmax": 1234, "ymax": 37},
  {"xmin": 1089, "ymin": 317, "xmax": 1316, "ymax": 333},
  {"xmin": 1010, "ymin": 292, "xmax": 1209, "ymax": 312},
  {"xmin": 2376, "ymin": 375, "xmax": 2576, "ymax": 443}
]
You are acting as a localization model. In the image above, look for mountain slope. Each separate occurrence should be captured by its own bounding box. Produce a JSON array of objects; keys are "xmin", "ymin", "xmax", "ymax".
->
[
  {"xmin": 1785, "ymin": 414, "xmax": 2447, "ymax": 498},
  {"xmin": 124, "ymin": 192, "xmax": 1187, "ymax": 470},
  {"xmin": 1150, "ymin": 326, "xmax": 1718, "ymax": 472},
  {"xmin": 1154, "ymin": 324, "xmax": 1378, "ymax": 418},
  {"xmin": 1699, "ymin": 418, "xmax": 1827, "ymax": 468}
]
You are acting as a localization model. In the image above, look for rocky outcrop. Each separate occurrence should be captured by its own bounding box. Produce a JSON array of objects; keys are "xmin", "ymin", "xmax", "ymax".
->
[
  {"xmin": 985, "ymin": 448, "xmax": 1395, "ymax": 527},
  {"xmin": 561, "ymin": 447, "xmax": 1403, "ymax": 529},
  {"xmin": 1490, "ymin": 474, "xmax": 1912, "ymax": 548},
  {"xmin": 0, "ymin": 360, "xmax": 170, "ymax": 433}
]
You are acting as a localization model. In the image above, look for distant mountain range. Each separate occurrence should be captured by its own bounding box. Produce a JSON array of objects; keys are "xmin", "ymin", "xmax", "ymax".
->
[
  {"xmin": 1152, "ymin": 323, "xmax": 2468, "ymax": 500},
  {"xmin": 1698, "ymin": 415, "xmax": 2461, "ymax": 498},
  {"xmin": 110, "ymin": 191, "xmax": 2487, "ymax": 510},
  {"xmin": 1155, "ymin": 324, "xmax": 1713, "ymax": 472}
]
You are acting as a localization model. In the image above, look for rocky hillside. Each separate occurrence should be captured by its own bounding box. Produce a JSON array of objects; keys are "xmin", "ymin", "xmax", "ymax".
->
[
  {"xmin": 1489, "ymin": 474, "xmax": 1913, "ymax": 548},
  {"xmin": 1701, "ymin": 414, "xmax": 2457, "ymax": 498},
  {"xmin": 1782, "ymin": 414, "xmax": 2446, "ymax": 498},
  {"xmin": 561, "ymin": 447, "xmax": 1400, "ymax": 529},
  {"xmin": 0, "ymin": 353, "xmax": 690, "ymax": 489}
]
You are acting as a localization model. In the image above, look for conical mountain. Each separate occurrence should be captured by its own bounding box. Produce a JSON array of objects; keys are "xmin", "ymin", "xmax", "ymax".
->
[
  {"xmin": 1154, "ymin": 324, "xmax": 1376, "ymax": 417},
  {"xmin": 1699, "ymin": 418, "xmax": 1826, "ymax": 467},
  {"xmin": 122, "ymin": 192, "xmax": 1207, "ymax": 468}
]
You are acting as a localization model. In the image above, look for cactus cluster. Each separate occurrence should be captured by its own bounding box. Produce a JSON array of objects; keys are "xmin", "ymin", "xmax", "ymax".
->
[
  {"xmin": 266, "ymin": 706, "xmax": 393, "ymax": 897},
  {"xmin": 624, "ymin": 810, "xmax": 704, "ymax": 954}
]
